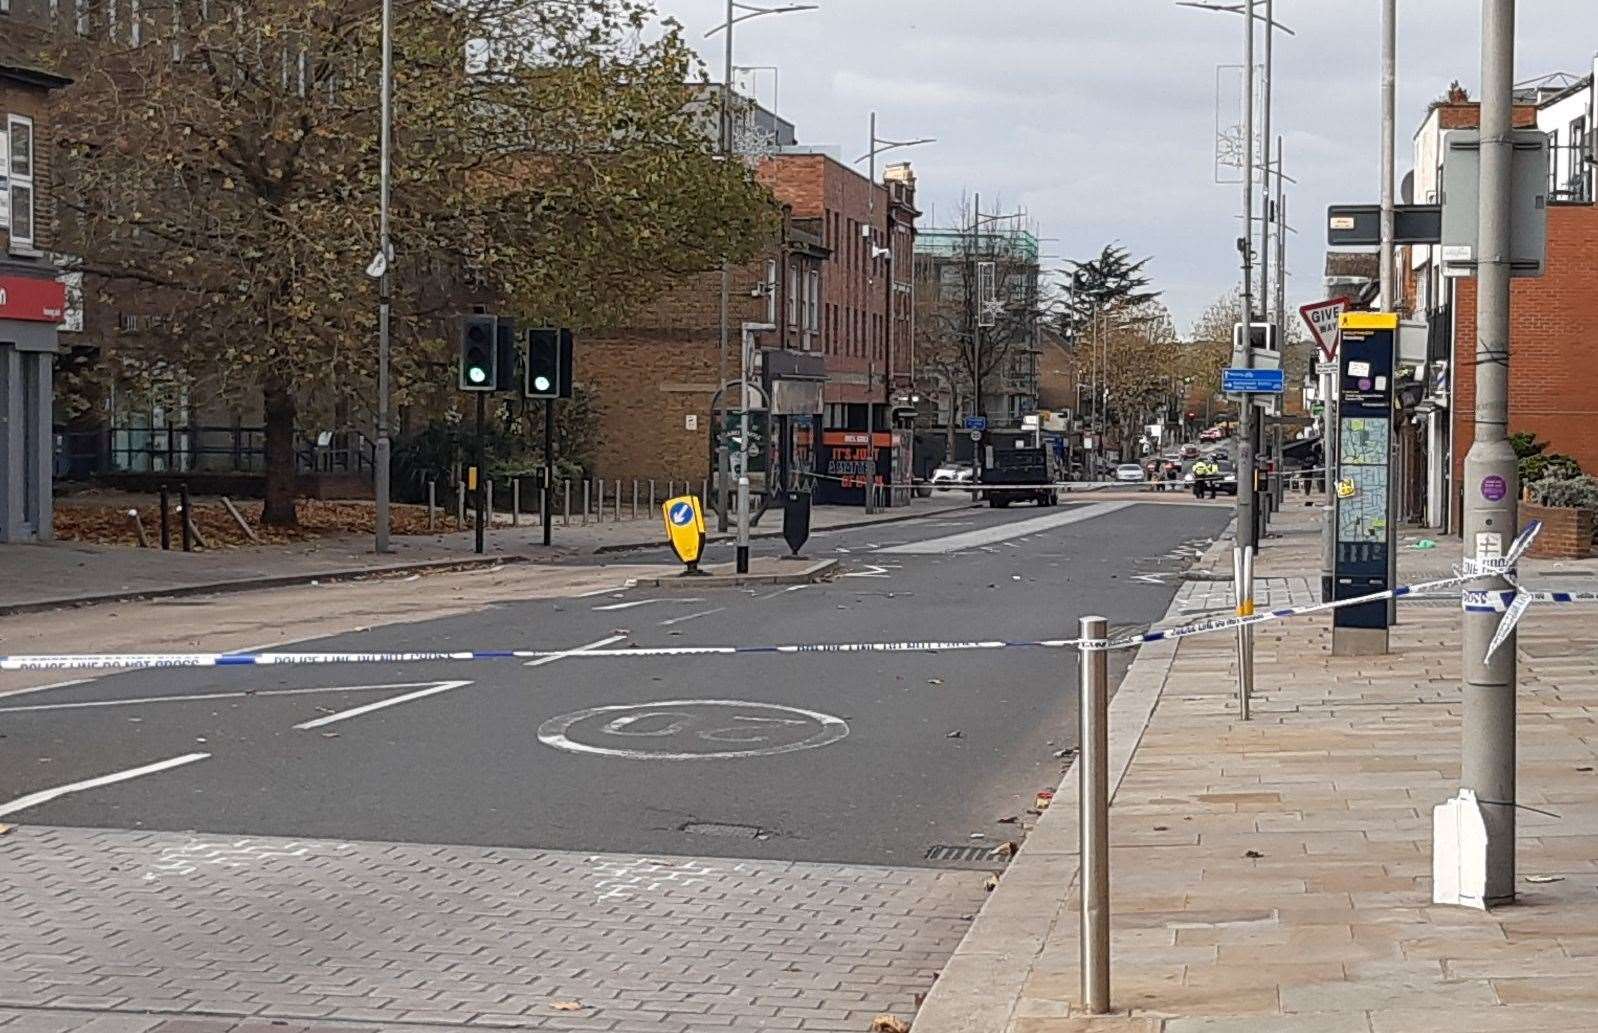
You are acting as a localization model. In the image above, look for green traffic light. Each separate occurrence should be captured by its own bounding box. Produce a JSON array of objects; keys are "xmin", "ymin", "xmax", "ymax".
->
[
  {"xmin": 468, "ymin": 366, "xmax": 488, "ymax": 384},
  {"xmin": 533, "ymin": 375, "xmax": 552, "ymax": 392}
]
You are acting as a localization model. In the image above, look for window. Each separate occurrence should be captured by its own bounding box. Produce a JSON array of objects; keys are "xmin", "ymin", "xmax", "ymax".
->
[
  {"xmin": 787, "ymin": 264, "xmax": 799, "ymax": 327},
  {"xmin": 3, "ymin": 115, "xmax": 34, "ymax": 249},
  {"xmin": 806, "ymin": 270, "xmax": 819, "ymax": 333},
  {"xmin": 764, "ymin": 259, "xmax": 777, "ymax": 323}
]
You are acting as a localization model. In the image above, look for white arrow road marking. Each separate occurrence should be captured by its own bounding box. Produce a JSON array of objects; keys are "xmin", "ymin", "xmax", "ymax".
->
[
  {"xmin": 0, "ymin": 752, "xmax": 211, "ymax": 819},
  {"xmin": 593, "ymin": 598, "xmax": 703, "ymax": 612},
  {"xmin": 0, "ymin": 682, "xmax": 459, "ymax": 715},
  {"xmin": 842, "ymin": 564, "xmax": 893, "ymax": 579},
  {"xmin": 878, "ymin": 501, "xmax": 1135, "ymax": 555},
  {"xmin": 1132, "ymin": 574, "xmax": 1167, "ymax": 585}
]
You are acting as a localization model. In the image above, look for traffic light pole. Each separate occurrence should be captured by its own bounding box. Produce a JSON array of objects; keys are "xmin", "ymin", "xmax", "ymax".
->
[
  {"xmin": 542, "ymin": 398, "xmax": 554, "ymax": 548},
  {"xmin": 474, "ymin": 392, "xmax": 486, "ymax": 555}
]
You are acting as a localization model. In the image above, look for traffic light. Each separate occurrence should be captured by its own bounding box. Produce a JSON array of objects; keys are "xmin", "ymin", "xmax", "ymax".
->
[
  {"xmin": 494, "ymin": 316, "xmax": 518, "ymax": 392},
  {"xmin": 459, "ymin": 314, "xmax": 497, "ymax": 391},
  {"xmin": 525, "ymin": 327, "xmax": 560, "ymax": 398},
  {"xmin": 525, "ymin": 327, "xmax": 574, "ymax": 399}
]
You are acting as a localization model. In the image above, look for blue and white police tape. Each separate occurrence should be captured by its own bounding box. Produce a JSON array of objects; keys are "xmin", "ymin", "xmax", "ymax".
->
[
  {"xmin": 0, "ymin": 524, "xmax": 1564, "ymax": 673},
  {"xmin": 1462, "ymin": 589, "xmax": 1598, "ymax": 612}
]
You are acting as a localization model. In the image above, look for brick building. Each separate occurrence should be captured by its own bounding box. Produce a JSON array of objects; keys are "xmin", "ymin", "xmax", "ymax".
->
[
  {"xmin": 1400, "ymin": 68, "xmax": 1598, "ymax": 532},
  {"xmin": 581, "ymin": 150, "xmax": 919, "ymax": 483},
  {"xmin": 0, "ymin": 9, "xmax": 71, "ymax": 540}
]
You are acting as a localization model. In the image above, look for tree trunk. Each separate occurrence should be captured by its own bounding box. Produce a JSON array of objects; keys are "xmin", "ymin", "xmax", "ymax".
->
[{"xmin": 262, "ymin": 374, "xmax": 298, "ymax": 527}]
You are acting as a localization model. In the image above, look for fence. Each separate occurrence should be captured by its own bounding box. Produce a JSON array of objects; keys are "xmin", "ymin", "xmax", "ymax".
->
[{"xmin": 53, "ymin": 426, "xmax": 376, "ymax": 479}]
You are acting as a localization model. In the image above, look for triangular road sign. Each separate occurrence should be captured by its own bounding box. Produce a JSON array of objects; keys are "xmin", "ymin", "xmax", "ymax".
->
[{"xmin": 1300, "ymin": 297, "xmax": 1349, "ymax": 361}]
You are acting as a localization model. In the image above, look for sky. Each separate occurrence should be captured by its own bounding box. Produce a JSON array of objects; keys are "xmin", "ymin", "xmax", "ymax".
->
[{"xmin": 656, "ymin": 1, "xmax": 1598, "ymax": 333}]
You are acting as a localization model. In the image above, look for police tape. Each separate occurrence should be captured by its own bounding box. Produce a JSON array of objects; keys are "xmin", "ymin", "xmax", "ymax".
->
[{"xmin": 1, "ymin": 525, "xmax": 1570, "ymax": 673}]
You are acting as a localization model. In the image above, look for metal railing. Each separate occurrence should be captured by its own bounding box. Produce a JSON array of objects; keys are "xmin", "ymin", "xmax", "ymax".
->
[{"xmin": 52, "ymin": 426, "xmax": 376, "ymax": 478}]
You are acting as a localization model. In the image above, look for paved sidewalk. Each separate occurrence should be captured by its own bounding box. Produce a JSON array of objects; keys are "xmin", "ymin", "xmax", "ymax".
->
[
  {"xmin": 916, "ymin": 505, "xmax": 1598, "ymax": 1032},
  {"xmin": 0, "ymin": 495, "xmax": 979, "ymax": 613},
  {"xmin": 0, "ymin": 826, "xmax": 984, "ymax": 1033}
]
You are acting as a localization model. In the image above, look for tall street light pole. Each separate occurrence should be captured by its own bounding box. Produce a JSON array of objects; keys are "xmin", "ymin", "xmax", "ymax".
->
[
  {"xmin": 1381, "ymin": 0, "xmax": 1401, "ymax": 625},
  {"xmin": 856, "ymin": 112, "xmax": 934, "ymax": 514},
  {"xmin": 1460, "ymin": 0, "xmax": 1519, "ymax": 906},
  {"xmin": 707, "ymin": 2, "xmax": 816, "ymax": 533},
  {"xmin": 373, "ymin": 0, "xmax": 394, "ymax": 553}
]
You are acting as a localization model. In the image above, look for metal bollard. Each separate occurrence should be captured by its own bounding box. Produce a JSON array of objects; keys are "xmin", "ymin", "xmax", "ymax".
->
[
  {"xmin": 615, "ymin": 480, "xmax": 622, "ymax": 523},
  {"xmin": 582, "ymin": 480, "xmax": 590, "ymax": 525},
  {"xmin": 1234, "ymin": 545, "xmax": 1255, "ymax": 721},
  {"xmin": 159, "ymin": 484, "xmax": 172, "ymax": 550},
  {"xmin": 1078, "ymin": 614, "xmax": 1111, "ymax": 1014},
  {"xmin": 632, "ymin": 479, "xmax": 639, "ymax": 520},
  {"xmin": 649, "ymin": 479, "xmax": 656, "ymax": 512},
  {"xmin": 486, "ymin": 479, "xmax": 494, "ymax": 527},
  {"xmin": 512, "ymin": 479, "xmax": 520, "ymax": 527},
  {"xmin": 179, "ymin": 483, "xmax": 194, "ymax": 552},
  {"xmin": 427, "ymin": 480, "xmax": 437, "ymax": 531},
  {"xmin": 563, "ymin": 480, "xmax": 571, "ymax": 526},
  {"xmin": 457, "ymin": 481, "xmax": 466, "ymax": 528},
  {"xmin": 702, "ymin": 477, "xmax": 709, "ymax": 509}
]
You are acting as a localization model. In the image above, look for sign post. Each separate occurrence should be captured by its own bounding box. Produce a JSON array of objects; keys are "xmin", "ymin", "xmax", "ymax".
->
[
  {"xmin": 1331, "ymin": 313, "xmax": 1397, "ymax": 655},
  {"xmin": 1301, "ymin": 298, "xmax": 1349, "ymax": 602}
]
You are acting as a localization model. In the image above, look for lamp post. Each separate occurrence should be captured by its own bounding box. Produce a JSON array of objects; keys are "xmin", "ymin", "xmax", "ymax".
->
[
  {"xmin": 855, "ymin": 113, "xmax": 934, "ymax": 513},
  {"xmin": 371, "ymin": 0, "xmax": 395, "ymax": 554},
  {"xmin": 706, "ymin": 2, "xmax": 817, "ymax": 532}
]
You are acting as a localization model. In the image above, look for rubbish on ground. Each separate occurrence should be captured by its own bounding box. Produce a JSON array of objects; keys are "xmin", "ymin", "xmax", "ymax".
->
[
  {"xmin": 968, "ymin": 833, "xmax": 985, "ymax": 840},
  {"xmin": 1412, "ymin": 539, "xmax": 1437, "ymax": 549},
  {"xmin": 1054, "ymin": 748, "xmax": 1076, "ymax": 759},
  {"xmin": 1153, "ymin": 825, "xmax": 1169, "ymax": 832},
  {"xmin": 1526, "ymin": 875, "xmax": 1564, "ymax": 884},
  {"xmin": 551, "ymin": 1001, "xmax": 585, "ymax": 1012},
  {"xmin": 946, "ymin": 730, "xmax": 963, "ymax": 739},
  {"xmin": 927, "ymin": 678, "xmax": 943, "ymax": 686},
  {"xmin": 983, "ymin": 874, "xmax": 1000, "ymax": 892},
  {"xmin": 1034, "ymin": 790, "xmax": 1055, "ymax": 810},
  {"xmin": 0, "ymin": 824, "xmax": 12, "ymax": 836},
  {"xmin": 991, "ymin": 841, "xmax": 1017, "ymax": 859},
  {"xmin": 996, "ymin": 815, "xmax": 1018, "ymax": 824},
  {"xmin": 870, "ymin": 1014, "xmax": 910, "ymax": 1033},
  {"xmin": 1244, "ymin": 849, "xmax": 1264, "ymax": 859}
]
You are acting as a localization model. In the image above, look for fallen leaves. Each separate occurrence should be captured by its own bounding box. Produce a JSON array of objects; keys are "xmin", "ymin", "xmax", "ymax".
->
[
  {"xmin": 870, "ymin": 1014, "xmax": 910, "ymax": 1033},
  {"xmin": 1033, "ymin": 790, "xmax": 1055, "ymax": 810}
]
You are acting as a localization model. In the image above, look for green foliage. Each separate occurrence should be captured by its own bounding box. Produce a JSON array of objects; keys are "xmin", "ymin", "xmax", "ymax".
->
[
  {"xmin": 1520, "ymin": 452, "xmax": 1581, "ymax": 484},
  {"xmin": 1059, "ymin": 244, "xmax": 1161, "ymax": 343},
  {"xmin": 50, "ymin": 0, "xmax": 779, "ymax": 523},
  {"xmin": 1530, "ymin": 475, "xmax": 1598, "ymax": 510},
  {"xmin": 1510, "ymin": 432, "xmax": 1547, "ymax": 460}
]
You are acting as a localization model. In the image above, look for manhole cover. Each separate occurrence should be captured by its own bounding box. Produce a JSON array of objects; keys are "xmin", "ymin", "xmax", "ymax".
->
[
  {"xmin": 681, "ymin": 821, "xmax": 765, "ymax": 839},
  {"xmin": 924, "ymin": 844, "xmax": 1007, "ymax": 864}
]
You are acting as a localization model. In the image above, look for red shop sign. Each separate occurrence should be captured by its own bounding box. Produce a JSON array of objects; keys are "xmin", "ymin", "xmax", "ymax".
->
[{"xmin": 0, "ymin": 275, "xmax": 67, "ymax": 323}]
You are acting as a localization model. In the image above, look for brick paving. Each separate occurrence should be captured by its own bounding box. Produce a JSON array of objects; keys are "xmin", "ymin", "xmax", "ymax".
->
[
  {"xmin": 916, "ymin": 505, "xmax": 1598, "ymax": 1032},
  {"xmin": 0, "ymin": 828, "xmax": 985, "ymax": 1033}
]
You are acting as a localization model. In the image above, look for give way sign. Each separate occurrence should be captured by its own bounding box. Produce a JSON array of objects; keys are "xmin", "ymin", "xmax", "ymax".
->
[{"xmin": 1299, "ymin": 297, "xmax": 1349, "ymax": 361}]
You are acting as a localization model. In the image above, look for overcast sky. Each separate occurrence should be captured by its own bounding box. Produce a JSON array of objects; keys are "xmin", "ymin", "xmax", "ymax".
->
[{"xmin": 658, "ymin": 1, "xmax": 1598, "ymax": 333}]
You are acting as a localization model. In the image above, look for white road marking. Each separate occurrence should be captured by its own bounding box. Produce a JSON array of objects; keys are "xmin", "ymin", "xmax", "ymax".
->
[
  {"xmin": 877, "ymin": 502, "xmax": 1135, "ymax": 555},
  {"xmin": 538, "ymin": 699, "xmax": 849, "ymax": 761},
  {"xmin": 1132, "ymin": 574, "xmax": 1167, "ymax": 585},
  {"xmin": 842, "ymin": 564, "xmax": 893, "ymax": 579},
  {"xmin": 0, "ymin": 682, "xmax": 456, "ymax": 715},
  {"xmin": 293, "ymin": 681, "xmax": 474, "ymax": 730},
  {"xmin": 0, "ymin": 752, "xmax": 211, "ymax": 819},
  {"xmin": 523, "ymin": 633, "xmax": 629, "ymax": 668},
  {"xmin": 0, "ymin": 677, "xmax": 90, "ymax": 702},
  {"xmin": 594, "ymin": 598, "xmax": 702, "ymax": 611},
  {"xmin": 576, "ymin": 587, "xmax": 623, "ymax": 598},
  {"xmin": 658, "ymin": 607, "xmax": 726, "ymax": 627}
]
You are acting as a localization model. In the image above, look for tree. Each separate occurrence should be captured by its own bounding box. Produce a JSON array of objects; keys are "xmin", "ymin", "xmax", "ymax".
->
[
  {"xmin": 1059, "ymin": 244, "xmax": 1161, "ymax": 345},
  {"xmin": 51, "ymin": 0, "xmax": 779, "ymax": 525},
  {"xmin": 913, "ymin": 199, "xmax": 1049, "ymax": 433}
]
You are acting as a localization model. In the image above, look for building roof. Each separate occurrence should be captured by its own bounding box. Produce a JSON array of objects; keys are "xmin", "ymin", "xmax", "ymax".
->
[{"xmin": 0, "ymin": 62, "xmax": 72, "ymax": 91}]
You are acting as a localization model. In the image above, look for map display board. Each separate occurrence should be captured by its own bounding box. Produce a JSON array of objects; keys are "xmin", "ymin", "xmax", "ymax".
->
[{"xmin": 1337, "ymin": 417, "xmax": 1390, "ymax": 546}]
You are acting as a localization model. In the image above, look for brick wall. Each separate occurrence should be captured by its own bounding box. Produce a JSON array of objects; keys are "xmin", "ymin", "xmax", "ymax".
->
[{"xmin": 1452, "ymin": 203, "xmax": 1598, "ymax": 519}]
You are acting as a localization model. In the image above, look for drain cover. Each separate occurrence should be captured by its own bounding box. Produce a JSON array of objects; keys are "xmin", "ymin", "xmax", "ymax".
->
[
  {"xmin": 681, "ymin": 821, "xmax": 764, "ymax": 839},
  {"xmin": 924, "ymin": 844, "xmax": 1006, "ymax": 864}
]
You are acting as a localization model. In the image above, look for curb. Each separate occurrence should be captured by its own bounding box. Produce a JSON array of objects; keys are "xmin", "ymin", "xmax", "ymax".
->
[
  {"xmin": 0, "ymin": 554, "xmax": 533, "ymax": 617},
  {"xmin": 636, "ymin": 558, "xmax": 838, "ymax": 589},
  {"xmin": 909, "ymin": 530, "xmax": 1235, "ymax": 1033}
]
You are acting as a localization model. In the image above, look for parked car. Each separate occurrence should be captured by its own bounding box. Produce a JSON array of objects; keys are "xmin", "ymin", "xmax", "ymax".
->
[
  {"xmin": 1114, "ymin": 463, "xmax": 1146, "ymax": 483},
  {"xmin": 1181, "ymin": 444, "xmax": 1200, "ymax": 459},
  {"xmin": 930, "ymin": 461, "xmax": 974, "ymax": 491},
  {"xmin": 1198, "ymin": 427, "xmax": 1224, "ymax": 443}
]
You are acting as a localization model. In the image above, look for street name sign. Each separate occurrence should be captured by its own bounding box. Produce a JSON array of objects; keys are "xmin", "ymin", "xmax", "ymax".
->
[
  {"xmin": 963, "ymin": 415, "xmax": 988, "ymax": 432},
  {"xmin": 1222, "ymin": 368, "xmax": 1285, "ymax": 395}
]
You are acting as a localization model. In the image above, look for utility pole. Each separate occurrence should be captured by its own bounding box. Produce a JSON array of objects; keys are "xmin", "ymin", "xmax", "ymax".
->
[
  {"xmin": 373, "ymin": 0, "xmax": 393, "ymax": 554},
  {"xmin": 1274, "ymin": 142, "xmax": 1287, "ymax": 505},
  {"xmin": 1235, "ymin": 0, "xmax": 1257, "ymax": 720},
  {"xmin": 1381, "ymin": 0, "xmax": 1400, "ymax": 625},
  {"xmin": 1460, "ymin": 0, "xmax": 1519, "ymax": 906},
  {"xmin": 716, "ymin": 0, "xmax": 734, "ymax": 534},
  {"xmin": 866, "ymin": 111, "xmax": 878, "ymax": 514}
]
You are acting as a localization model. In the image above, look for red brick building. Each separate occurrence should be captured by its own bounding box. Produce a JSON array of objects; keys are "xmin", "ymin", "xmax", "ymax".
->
[
  {"xmin": 1401, "ymin": 76, "xmax": 1598, "ymax": 532},
  {"xmin": 581, "ymin": 152, "xmax": 919, "ymax": 482}
]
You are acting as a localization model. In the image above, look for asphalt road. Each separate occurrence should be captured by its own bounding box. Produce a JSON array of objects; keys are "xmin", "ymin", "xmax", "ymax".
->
[{"xmin": 0, "ymin": 497, "xmax": 1229, "ymax": 868}]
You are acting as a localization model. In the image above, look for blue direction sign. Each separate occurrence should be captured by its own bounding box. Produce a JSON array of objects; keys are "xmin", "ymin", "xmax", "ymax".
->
[
  {"xmin": 1222, "ymin": 368, "xmax": 1286, "ymax": 395},
  {"xmin": 962, "ymin": 415, "xmax": 989, "ymax": 432}
]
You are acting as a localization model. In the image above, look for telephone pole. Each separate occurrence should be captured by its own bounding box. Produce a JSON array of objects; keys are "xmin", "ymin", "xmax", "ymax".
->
[{"xmin": 1459, "ymin": 0, "xmax": 1519, "ymax": 906}]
